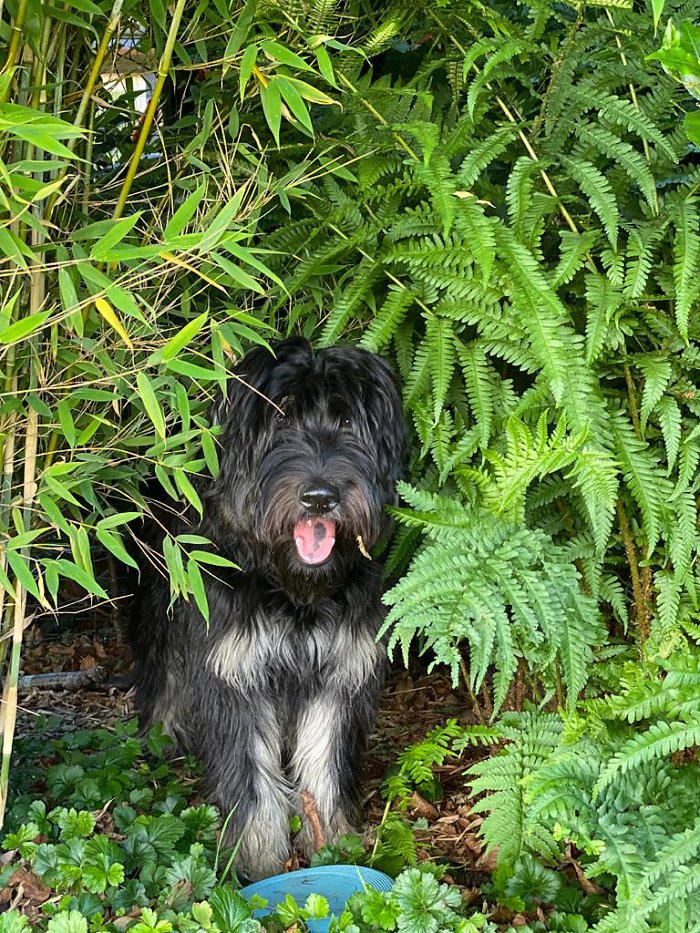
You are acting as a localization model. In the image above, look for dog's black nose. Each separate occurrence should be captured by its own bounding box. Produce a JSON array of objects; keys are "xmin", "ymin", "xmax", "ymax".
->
[{"xmin": 298, "ymin": 482, "xmax": 340, "ymax": 513}]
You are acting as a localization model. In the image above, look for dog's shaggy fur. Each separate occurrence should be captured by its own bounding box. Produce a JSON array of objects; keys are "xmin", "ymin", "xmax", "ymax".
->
[{"xmin": 130, "ymin": 337, "xmax": 406, "ymax": 880}]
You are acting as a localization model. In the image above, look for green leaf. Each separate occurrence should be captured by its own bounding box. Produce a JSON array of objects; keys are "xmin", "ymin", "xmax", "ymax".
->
[
  {"xmin": 46, "ymin": 911, "xmax": 87, "ymax": 933},
  {"xmin": 652, "ymin": 0, "xmax": 665, "ymax": 32},
  {"xmin": 156, "ymin": 312, "xmax": 209, "ymax": 363},
  {"xmin": 6, "ymin": 551, "xmax": 41, "ymax": 601},
  {"xmin": 49, "ymin": 559, "xmax": 109, "ymax": 599},
  {"xmin": 188, "ymin": 549, "xmax": 237, "ymax": 568},
  {"xmin": 186, "ymin": 557, "xmax": 209, "ymax": 621},
  {"xmin": 239, "ymin": 44, "xmax": 258, "ymax": 101},
  {"xmin": 163, "ymin": 184, "xmax": 207, "ymax": 238},
  {"xmin": 197, "ymin": 189, "xmax": 247, "ymax": 254},
  {"xmin": 0, "ymin": 228, "xmax": 29, "ymax": 269},
  {"xmin": 260, "ymin": 78, "xmax": 282, "ymax": 146},
  {"xmin": 276, "ymin": 76, "xmax": 314, "ymax": 133},
  {"xmin": 97, "ymin": 511, "xmax": 142, "ymax": 530},
  {"xmin": 260, "ymin": 39, "xmax": 314, "ymax": 72},
  {"xmin": 56, "ymin": 399, "xmax": 77, "ymax": 448},
  {"xmin": 165, "ymin": 359, "xmax": 224, "ymax": 381},
  {"xmin": 6, "ymin": 125, "xmax": 81, "ymax": 158},
  {"xmin": 136, "ymin": 372, "xmax": 166, "ymax": 440},
  {"xmin": 280, "ymin": 75, "xmax": 336, "ymax": 105},
  {"xmin": 174, "ymin": 470, "xmax": 203, "ymax": 515},
  {"xmin": 89, "ymin": 213, "xmax": 141, "ymax": 260},
  {"xmin": 0, "ymin": 310, "xmax": 51, "ymax": 344},
  {"xmin": 96, "ymin": 528, "xmax": 138, "ymax": 569}
]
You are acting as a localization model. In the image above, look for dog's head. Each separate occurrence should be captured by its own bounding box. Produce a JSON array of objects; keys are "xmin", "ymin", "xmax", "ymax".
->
[{"xmin": 206, "ymin": 337, "xmax": 406, "ymax": 587}]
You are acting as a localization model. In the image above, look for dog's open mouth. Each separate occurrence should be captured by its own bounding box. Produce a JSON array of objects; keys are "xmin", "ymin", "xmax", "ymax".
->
[{"xmin": 293, "ymin": 518, "xmax": 336, "ymax": 565}]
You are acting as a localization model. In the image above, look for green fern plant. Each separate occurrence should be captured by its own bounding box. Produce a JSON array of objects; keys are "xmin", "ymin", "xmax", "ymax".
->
[
  {"xmin": 382, "ymin": 483, "xmax": 603, "ymax": 713},
  {"xmin": 261, "ymin": 0, "xmax": 700, "ymax": 714},
  {"xmin": 467, "ymin": 657, "xmax": 700, "ymax": 930}
]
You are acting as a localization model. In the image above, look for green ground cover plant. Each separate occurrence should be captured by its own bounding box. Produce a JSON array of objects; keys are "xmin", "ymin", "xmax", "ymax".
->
[
  {"xmin": 1, "ymin": 0, "xmax": 700, "ymax": 928},
  {"xmin": 0, "ymin": 723, "xmax": 501, "ymax": 932}
]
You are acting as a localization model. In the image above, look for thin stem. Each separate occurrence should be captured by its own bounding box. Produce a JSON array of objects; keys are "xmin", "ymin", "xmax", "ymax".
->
[
  {"xmin": 45, "ymin": 0, "xmax": 124, "ymax": 222},
  {"xmin": 113, "ymin": 0, "xmax": 188, "ymax": 221},
  {"xmin": 0, "ymin": 404, "xmax": 17, "ymax": 670},
  {"xmin": 430, "ymin": 8, "xmax": 580, "ymax": 237},
  {"xmin": 336, "ymin": 72, "xmax": 421, "ymax": 162},
  {"xmin": 617, "ymin": 499, "xmax": 650, "ymax": 649},
  {"xmin": 606, "ymin": 9, "xmax": 658, "ymax": 215},
  {"xmin": 460, "ymin": 654, "xmax": 485, "ymax": 724},
  {"xmin": 0, "ymin": 0, "xmax": 29, "ymax": 98},
  {"xmin": 0, "ymin": 405, "xmax": 38, "ymax": 825},
  {"xmin": 623, "ymin": 362, "xmax": 642, "ymax": 436}
]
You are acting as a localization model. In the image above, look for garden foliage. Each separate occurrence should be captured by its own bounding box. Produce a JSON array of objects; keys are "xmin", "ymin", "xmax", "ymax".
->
[
  {"xmin": 3, "ymin": 723, "xmax": 500, "ymax": 932},
  {"xmin": 1, "ymin": 0, "xmax": 700, "ymax": 927}
]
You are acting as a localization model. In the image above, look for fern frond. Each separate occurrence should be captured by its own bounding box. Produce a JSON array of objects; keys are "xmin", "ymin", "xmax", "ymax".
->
[
  {"xmin": 458, "ymin": 124, "xmax": 519, "ymax": 187},
  {"xmin": 454, "ymin": 198, "xmax": 497, "ymax": 284},
  {"xmin": 574, "ymin": 121, "xmax": 657, "ymax": 210},
  {"xmin": 594, "ymin": 93, "xmax": 678, "ymax": 163},
  {"xmin": 623, "ymin": 222, "xmax": 666, "ymax": 299},
  {"xmin": 670, "ymin": 197, "xmax": 700, "ymax": 341},
  {"xmin": 552, "ymin": 230, "xmax": 599, "ymax": 287},
  {"xmin": 411, "ymin": 156, "xmax": 456, "ymax": 237},
  {"xmin": 319, "ymin": 257, "xmax": 381, "ymax": 346},
  {"xmin": 467, "ymin": 712, "xmax": 562, "ymax": 865},
  {"xmin": 594, "ymin": 714, "xmax": 700, "ymax": 796},
  {"xmin": 425, "ymin": 315, "xmax": 456, "ymax": 423},
  {"xmin": 610, "ymin": 407, "xmax": 672, "ymax": 556},
  {"xmin": 497, "ymin": 226, "xmax": 611, "ymax": 445},
  {"xmin": 307, "ymin": 0, "xmax": 339, "ymax": 33},
  {"xmin": 654, "ymin": 571, "xmax": 683, "ymax": 642},
  {"xmin": 360, "ymin": 286, "xmax": 415, "ymax": 352},
  {"xmin": 565, "ymin": 157, "xmax": 619, "ymax": 249},
  {"xmin": 668, "ymin": 488, "xmax": 697, "ymax": 582},
  {"xmin": 637, "ymin": 355, "xmax": 672, "ymax": 432},
  {"xmin": 456, "ymin": 340, "xmax": 494, "ymax": 448},
  {"xmin": 506, "ymin": 156, "xmax": 540, "ymax": 237},
  {"xmin": 655, "ymin": 396, "xmax": 682, "ymax": 472},
  {"xmin": 465, "ymin": 39, "xmax": 530, "ymax": 118},
  {"xmin": 569, "ymin": 445, "xmax": 619, "ymax": 553}
]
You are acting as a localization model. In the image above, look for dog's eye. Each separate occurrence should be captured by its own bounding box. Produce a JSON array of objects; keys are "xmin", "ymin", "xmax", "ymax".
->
[{"xmin": 342, "ymin": 417, "xmax": 352, "ymax": 428}]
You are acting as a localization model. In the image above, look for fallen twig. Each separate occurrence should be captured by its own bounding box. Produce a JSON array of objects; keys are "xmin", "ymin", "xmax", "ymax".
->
[
  {"xmin": 300, "ymin": 789, "xmax": 325, "ymax": 852},
  {"xmin": 17, "ymin": 666, "xmax": 107, "ymax": 693}
]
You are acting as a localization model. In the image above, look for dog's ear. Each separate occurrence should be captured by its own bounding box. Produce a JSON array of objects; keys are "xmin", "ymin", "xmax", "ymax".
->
[
  {"xmin": 210, "ymin": 338, "xmax": 313, "ymax": 427},
  {"xmin": 363, "ymin": 355, "xmax": 408, "ymax": 500}
]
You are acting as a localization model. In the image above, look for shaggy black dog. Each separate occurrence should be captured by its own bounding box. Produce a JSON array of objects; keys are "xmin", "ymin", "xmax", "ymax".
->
[{"xmin": 130, "ymin": 337, "xmax": 406, "ymax": 880}]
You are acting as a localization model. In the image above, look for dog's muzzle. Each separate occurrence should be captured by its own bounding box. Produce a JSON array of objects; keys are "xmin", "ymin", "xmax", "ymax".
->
[{"xmin": 293, "ymin": 481, "xmax": 339, "ymax": 565}]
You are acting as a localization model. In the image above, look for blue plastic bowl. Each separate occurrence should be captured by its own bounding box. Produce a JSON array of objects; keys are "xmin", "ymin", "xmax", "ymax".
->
[{"xmin": 240, "ymin": 864, "xmax": 394, "ymax": 932}]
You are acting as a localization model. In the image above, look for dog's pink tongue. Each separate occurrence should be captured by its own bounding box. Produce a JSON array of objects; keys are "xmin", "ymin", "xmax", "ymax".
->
[{"xmin": 294, "ymin": 519, "xmax": 336, "ymax": 564}]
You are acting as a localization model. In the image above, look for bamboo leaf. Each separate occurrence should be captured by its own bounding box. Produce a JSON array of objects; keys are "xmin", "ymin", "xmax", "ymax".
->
[
  {"xmin": 136, "ymin": 372, "xmax": 166, "ymax": 440},
  {"xmin": 94, "ymin": 298, "xmax": 134, "ymax": 350},
  {"xmin": 0, "ymin": 310, "xmax": 50, "ymax": 344}
]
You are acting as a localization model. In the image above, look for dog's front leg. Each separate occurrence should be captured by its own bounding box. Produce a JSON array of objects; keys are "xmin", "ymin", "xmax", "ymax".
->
[
  {"xmin": 290, "ymin": 673, "xmax": 381, "ymax": 859},
  {"xmin": 203, "ymin": 690, "xmax": 292, "ymax": 881}
]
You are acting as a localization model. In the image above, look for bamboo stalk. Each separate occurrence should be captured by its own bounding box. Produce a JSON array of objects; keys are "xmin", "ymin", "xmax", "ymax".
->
[
  {"xmin": 0, "ymin": 402, "xmax": 17, "ymax": 673},
  {"xmin": 0, "ymin": 0, "xmax": 29, "ymax": 98},
  {"xmin": 45, "ymin": 0, "xmax": 125, "ymax": 222},
  {"xmin": 0, "ymin": 30, "xmax": 49, "ymax": 821},
  {"xmin": 113, "ymin": 0, "xmax": 188, "ymax": 221},
  {"xmin": 0, "ymin": 405, "xmax": 39, "ymax": 825}
]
